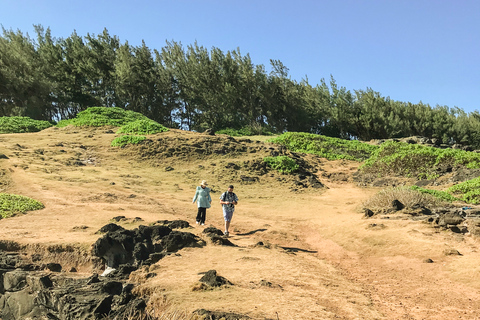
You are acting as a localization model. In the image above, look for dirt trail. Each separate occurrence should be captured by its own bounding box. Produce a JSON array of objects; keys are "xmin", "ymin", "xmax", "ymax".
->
[
  {"xmin": 1, "ymin": 128, "xmax": 480, "ymax": 319},
  {"xmin": 300, "ymin": 184, "xmax": 480, "ymax": 320}
]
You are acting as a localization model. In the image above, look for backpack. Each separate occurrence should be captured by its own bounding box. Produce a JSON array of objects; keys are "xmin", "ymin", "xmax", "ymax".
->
[{"xmin": 221, "ymin": 192, "xmax": 236, "ymax": 207}]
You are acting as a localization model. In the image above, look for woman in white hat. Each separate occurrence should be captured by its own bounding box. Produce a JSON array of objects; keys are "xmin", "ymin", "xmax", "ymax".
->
[{"xmin": 192, "ymin": 180, "xmax": 212, "ymax": 225}]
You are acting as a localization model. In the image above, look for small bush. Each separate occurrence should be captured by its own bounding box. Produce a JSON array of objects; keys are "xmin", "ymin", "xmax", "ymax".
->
[
  {"xmin": 263, "ymin": 156, "xmax": 299, "ymax": 174},
  {"xmin": 447, "ymin": 177, "xmax": 480, "ymax": 204},
  {"xmin": 269, "ymin": 132, "xmax": 377, "ymax": 161},
  {"xmin": 409, "ymin": 186, "xmax": 459, "ymax": 202},
  {"xmin": 362, "ymin": 187, "xmax": 448, "ymax": 211},
  {"xmin": 117, "ymin": 120, "xmax": 169, "ymax": 135},
  {"xmin": 216, "ymin": 128, "xmax": 244, "ymax": 137},
  {"xmin": 111, "ymin": 135, "xmax": 147, "ymax": 147},
  {"xmin": 57, "ymin": 107, "xmax": 150, "ymax": 127},
  {"xmin": 0, "ymin": 116, "xmax": 53, "ymax": 134},
  {"xmin": 0, "ymin": 193, "xmax": 44, "ymax": 218}
]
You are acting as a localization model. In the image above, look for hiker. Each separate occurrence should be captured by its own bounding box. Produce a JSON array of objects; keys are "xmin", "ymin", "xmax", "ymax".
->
[
  {"xmin": 192, "ymin": 180, "xmax": 212, "ymax": 225},
  {"xmin": 219, "ymin": 185, "xmax": 238, "ymax": 237}
]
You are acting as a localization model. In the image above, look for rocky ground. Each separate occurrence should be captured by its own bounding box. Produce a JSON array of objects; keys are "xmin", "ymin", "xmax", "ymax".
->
[{"xmin": 1, "ymin": 127, "xmax": 480, "ymax": 319}]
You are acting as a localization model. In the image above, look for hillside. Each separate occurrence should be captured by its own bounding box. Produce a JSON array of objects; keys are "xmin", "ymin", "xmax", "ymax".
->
[{"xmin": 1, "ymin": 126, "xmax": 480, "ymax": 319}]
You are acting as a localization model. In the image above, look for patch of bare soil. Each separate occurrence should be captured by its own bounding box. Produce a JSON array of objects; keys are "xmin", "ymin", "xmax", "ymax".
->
[{"xmin": 1, "ymin": 127, "xmax": 480, "ymax": 319}]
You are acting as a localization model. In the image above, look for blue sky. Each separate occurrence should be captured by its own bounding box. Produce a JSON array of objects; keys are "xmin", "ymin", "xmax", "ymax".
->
[{"xmin": 1, "ymin": 0, "xmax": 479, "ymax": 113}]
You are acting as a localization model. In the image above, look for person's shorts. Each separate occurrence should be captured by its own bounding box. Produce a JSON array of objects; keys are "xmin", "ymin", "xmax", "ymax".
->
[{"xmin": 223, "ymin": 207, "xmax": 234, "ymax": 221}]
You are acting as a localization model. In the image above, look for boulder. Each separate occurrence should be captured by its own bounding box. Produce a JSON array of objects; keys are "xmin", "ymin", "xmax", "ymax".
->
[
  {"xmin": 199, "ymin": 270, "xmax": 233, "ymax": 287},
  {"xmin": 193, "ymin": 308, "xmax": 251, "ymax": 320},
  {"xmin": 438, "ymin": 212, "xmax": 465, "ymax": 226},
  {"xmin": 391, "ymin": 199, "xmax": 405, "ymax": 211},
  {"xmin": 161, "ymin": 231, "xmax": 205, "ymax": 252},
  {"xmin": 92, "ymin": 221, "xmax": 203, "ymax": 269},
  {"xmin": 98, "ymin": 223, "xmax": 125, "ymax": 233},
  {"xmin": 46, "ymin": 262, "xmax": 62, "ymax": 272}
]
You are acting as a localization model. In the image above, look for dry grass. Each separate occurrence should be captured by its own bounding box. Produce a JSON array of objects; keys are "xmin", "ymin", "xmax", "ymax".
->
[
  {"xmin": 147, "ymin": 294, "xmax": 198, "ymax": 320},
  {"xmin": 361, "ymin": 186, "xmax": 448, "ymax": 210},
  {"xmin": 101, "ymin": 294, "xmax": 202, "ymax": 320}
]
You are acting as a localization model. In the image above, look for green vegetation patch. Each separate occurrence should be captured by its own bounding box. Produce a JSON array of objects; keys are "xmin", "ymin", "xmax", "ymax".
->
[
  {"xmin": 111, "ymin": 135, "xmax": 147, "ymax": 147},
  {"xmin": 269, "ymin": 132, "xmax": 377, "ymax": 161},
  {"xmin": 57, "ymin": 107, "xmax": 150, "ymax": 127},
  {"xmin": 409, "ymin": 186, "xmax": 459, "ymax": 202},
  {"xmin": 447, "ymin": 177, "xmax": 480, "ymax": 204},
  {"xmin": 361, "ymin": 141, "xmax": 480, "ymax": 179},
  {"xmin": 0, "ymin": 116, "xmax": 53, "ymax": 134},
  {"xmin": 116, "ymin": 119, "xmax": 169, "ymax": 135},
  {"xmin": 263, "ymin": 156, "xmax": 299, "ymax": 174},
  {"xmin": 0, "ymin": 193, "xmax": 45, "ymax": 218}
]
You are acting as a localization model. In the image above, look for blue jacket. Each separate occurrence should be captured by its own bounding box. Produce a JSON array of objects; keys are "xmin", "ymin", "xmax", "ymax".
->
[{"xmin": 193, "ymin": 186, "xmax": 212, "ymax": 208}]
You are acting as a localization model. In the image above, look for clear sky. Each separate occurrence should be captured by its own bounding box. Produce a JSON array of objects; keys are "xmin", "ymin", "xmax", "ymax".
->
[{"xmin": 1, "ymin": 0, "xmax": 479, "ymax": 113}]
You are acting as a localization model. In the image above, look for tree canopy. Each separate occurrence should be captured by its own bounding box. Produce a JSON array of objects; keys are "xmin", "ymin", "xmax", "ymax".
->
[{"xmin": 2, "ymin": 26, "xmax": 480, "ymax": 147}]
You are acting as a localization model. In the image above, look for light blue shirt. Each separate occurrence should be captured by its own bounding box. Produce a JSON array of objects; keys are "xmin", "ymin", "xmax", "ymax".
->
[{"xmin": 193, "ymin": 186, "xmax": 212, "ymax": 208}]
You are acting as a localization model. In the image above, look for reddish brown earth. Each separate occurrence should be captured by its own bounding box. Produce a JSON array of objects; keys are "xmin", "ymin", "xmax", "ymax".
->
[{"xmin": 1, "ymin": 127, "xmax": 480, "ymax": 319}]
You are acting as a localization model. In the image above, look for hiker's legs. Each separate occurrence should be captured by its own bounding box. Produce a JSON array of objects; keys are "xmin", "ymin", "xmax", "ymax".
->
[
  {"xmin": 196, "ymin": 207, "xmax": 204, "ymax": 223},
  {"xmin": 200, "ymin": 207, "xmax": 206, "ymax": 224},
  {"xmin": 223, "ymin": 208, "xmax": 234, "ymax": 234}
]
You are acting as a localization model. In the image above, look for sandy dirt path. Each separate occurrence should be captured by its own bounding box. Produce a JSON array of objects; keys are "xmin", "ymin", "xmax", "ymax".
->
[{"xmin": 297, "ymin": 183, "xmax": 480, "ymax": 320}]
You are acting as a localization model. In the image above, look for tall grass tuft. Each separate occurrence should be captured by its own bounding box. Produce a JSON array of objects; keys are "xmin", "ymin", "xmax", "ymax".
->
[{"xmin": 362, "ymin": 187, "xmax": 449, "ymax": 211}]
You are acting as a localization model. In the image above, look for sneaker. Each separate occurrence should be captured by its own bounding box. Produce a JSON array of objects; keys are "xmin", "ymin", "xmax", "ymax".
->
[
  {"xmin": 196, "ymin": 221, "xmax": 199, "ymax": 225},
  {"xmin": 224, "ymin": 231, "xmax": 229, "ymax": 237},
  {"xmin": 201, "ymin": 223, "xmax": 205, "ymax": 226}
]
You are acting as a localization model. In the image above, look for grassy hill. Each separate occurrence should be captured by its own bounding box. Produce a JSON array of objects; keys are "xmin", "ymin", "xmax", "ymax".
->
[{"xmin": 1, "ymin": 111, "xmax": 480, "ymax": 319}]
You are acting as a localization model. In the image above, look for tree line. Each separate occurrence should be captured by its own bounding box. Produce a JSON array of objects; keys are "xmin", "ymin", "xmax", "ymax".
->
[{"xmin": 1, "ymin": 26, "xmax": 480, "ymax": 147}]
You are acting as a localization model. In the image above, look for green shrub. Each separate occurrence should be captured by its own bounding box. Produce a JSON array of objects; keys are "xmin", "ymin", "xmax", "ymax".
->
[
  {"xmin": 447, "ymin": 177, "xmax": 480, "ymax": 204},
  {"xmin": 361, "ymin": 141, "xmax": 480, "ymax": 179},
  {"xmin": 116, "ymin": 119, "xmax": 169, "ymax": 135},
  {"xmin": 57, "ymin": 107, "xmax": 150, "ymax": 127},
  {"xmin": 457, "ymin": 189, "xmax": 480, "ymax": 204},
  {"xmin": 0, "ymin": 116, "xmax": 53, "ymax": 134},
  {"xmin": 111, "ymin": 135, "xmax": 147, "ymax": 147},
  {"xmin": 216, "ymin": 128, "xmax": 244, "ymax": 137},
  {"xmin": 409, "ymin": 186, "xmax": 460, "ymax": 202},
  {"xmin": 0, "ymin": 193, "xmax": 44, "ymax": 218},
  {"xmin": 263, "ymin": 156, "xmax": 299, "ymax": 174},
  {"xmin": 269, "ymin": 132, "xmax": 377, "ymax": 161}
]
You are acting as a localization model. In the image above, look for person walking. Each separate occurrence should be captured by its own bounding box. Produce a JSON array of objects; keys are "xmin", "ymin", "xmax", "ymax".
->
[
  {"xmin": 192, "ymin": 180, "xmax": 212, "ymax": 225},
  {"xmin": 219, "ymin": 185, "xmax": 238, "ymax": 237}
]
